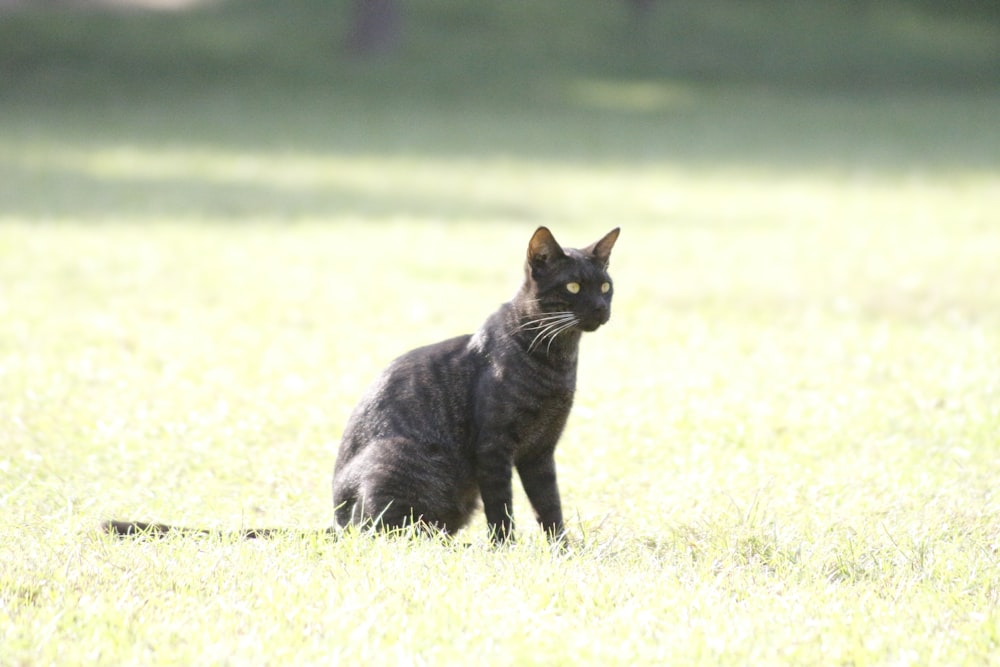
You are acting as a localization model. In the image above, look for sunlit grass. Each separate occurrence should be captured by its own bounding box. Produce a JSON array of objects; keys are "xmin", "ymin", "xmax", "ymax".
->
[
  {"xmin": 4, "ymin": 150, "xmax": 999, "ymax": 663},
  {"xmin": 3, "ymin": 151, "xmax": 1000, "ymax": 663}
]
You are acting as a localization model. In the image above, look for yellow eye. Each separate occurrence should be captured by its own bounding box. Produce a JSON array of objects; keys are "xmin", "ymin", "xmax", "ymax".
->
[
  {"xmin": 601, "ymin": 282, "xmax": 611, "ymax": 293},
  {"xmin": 566, "ymin": 282, "xmax": 581, "ymax": 294}
]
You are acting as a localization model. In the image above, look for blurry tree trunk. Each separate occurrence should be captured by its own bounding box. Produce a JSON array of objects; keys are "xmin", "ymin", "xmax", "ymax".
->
[
  {"xmin": 347, "ymin": 0, "xmax": 401, "ymax": 56},
  {"xmin": 626, "ymin": 0, "xmax": 655, "ymax": 45}
]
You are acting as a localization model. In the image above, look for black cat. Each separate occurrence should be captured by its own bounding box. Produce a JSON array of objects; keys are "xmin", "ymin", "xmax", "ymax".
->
[
  {"xmin": 103, "ymin": 226, "xmax": 619, "ymax": 544},
  {"xmin": 332, "ymin": 226, "xmax": 619, "ymax": 542}
]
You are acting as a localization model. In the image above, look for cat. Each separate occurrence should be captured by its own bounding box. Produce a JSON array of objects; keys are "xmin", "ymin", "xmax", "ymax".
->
[{"xmin": 104, "ymin": 226, "xmax": 619, "ymax": 544}]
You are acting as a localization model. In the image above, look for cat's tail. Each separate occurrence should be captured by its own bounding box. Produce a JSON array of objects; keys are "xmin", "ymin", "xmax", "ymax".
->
[{"xmin": 100, "ymin": 519, "xmax": 334, "ymax": 540}]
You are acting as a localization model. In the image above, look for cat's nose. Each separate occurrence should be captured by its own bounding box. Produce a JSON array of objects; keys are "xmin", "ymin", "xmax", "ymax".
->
[{"xmin": 580, "ymin": 301, "xmax": 610, "ymax": 331}]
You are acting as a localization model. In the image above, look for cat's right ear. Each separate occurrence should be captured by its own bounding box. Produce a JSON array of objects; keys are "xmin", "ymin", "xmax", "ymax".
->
[
  {"xmin": 527, "ymin": 227, "xmax": 565, "ymax": 270},
  {"xmin": 588, "ymin": 227, "xmax": 620, "ymax": 269}
]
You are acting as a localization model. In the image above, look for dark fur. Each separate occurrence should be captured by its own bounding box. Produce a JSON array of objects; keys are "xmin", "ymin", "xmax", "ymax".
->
[
  {"xmin": 332, "ymin": 226, "xmax": 619, "ymax": 542},
  {"xmin": 103, "ymin": 227, "xmax": 619, "ymax": 544}
]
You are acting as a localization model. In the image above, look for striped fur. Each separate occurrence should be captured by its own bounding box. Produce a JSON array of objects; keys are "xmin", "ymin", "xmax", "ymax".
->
[{"xmin": 333, "ymin": 226, "xmax": 620, "ymax": 543}]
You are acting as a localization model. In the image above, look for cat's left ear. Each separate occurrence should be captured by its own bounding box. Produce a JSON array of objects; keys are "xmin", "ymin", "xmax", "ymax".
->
[
  {"xmin": 527, "ymin": 226, "xmax": 566, "ymax": 269},
  {"xmin": 586, "ymin": 227, "xmax": 620, "ymax": 269}
]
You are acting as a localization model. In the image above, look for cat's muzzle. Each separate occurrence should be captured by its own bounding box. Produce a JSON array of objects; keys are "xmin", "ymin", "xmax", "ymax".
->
[{"xmin": 577, "ymin": 309, "xmax": 610, "ymax": 332}]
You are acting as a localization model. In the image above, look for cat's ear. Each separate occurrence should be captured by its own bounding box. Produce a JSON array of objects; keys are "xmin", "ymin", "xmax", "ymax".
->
[
  {"xmin": 527, "ymin": 226, "xmax": 566, "ymax": 268},
  {"xmin": 586, "ymin": 227, "xmax": 620, "ymax": 268}
]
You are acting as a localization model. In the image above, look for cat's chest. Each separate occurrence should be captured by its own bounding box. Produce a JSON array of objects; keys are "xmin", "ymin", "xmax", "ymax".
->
[
  {"xmin": 478, "ymin": 355, "xmax": 576, "ymax": 428},
  {"xmin": 489, "ymin": 352, "xmax": 576, "ymax": 396}
]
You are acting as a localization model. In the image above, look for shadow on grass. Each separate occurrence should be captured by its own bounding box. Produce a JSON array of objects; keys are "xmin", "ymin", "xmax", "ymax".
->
[
  {"xmin": 1, "ymin": 0, "xmax": 999, "ymax": 222},
  {"xmin": 0, "ymin": 161, "xmax": 549, "ymax": 223}
]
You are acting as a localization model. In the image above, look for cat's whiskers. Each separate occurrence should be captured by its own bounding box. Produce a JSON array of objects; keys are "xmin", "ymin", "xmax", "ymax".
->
[
  {"xmin": 542, "ymin": 318, "xmax": 580, "ymax": 355},
  {"xmin": 516, "ymin": 311, "xmax": 576, "ymax": 333},
  {"xmin": 524, "ymin": 313, "xmax": 580, "ymax": 354}
]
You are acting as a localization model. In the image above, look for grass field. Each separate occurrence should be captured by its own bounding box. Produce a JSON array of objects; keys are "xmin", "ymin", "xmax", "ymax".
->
[{"xmin": 2, "ymin": 0, "xmax": 1000, "ymax": 664}]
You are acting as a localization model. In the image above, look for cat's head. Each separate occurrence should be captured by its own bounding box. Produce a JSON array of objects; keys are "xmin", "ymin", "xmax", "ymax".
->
[{"xmin": 523, "ymin": 226, "xmax": 620, "ymax": 333}]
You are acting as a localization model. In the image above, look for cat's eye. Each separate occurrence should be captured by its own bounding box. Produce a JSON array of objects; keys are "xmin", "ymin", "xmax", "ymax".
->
[
  {"xmin": 566, "ymin": 282, "xmax": 581, "ymax": 294},
  {"xmin": 601, "ymin": 282, "xmax": 611, "ymax": 293}
]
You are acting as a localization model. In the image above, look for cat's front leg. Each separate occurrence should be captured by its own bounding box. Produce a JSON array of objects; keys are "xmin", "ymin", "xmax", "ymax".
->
[
  {"xmin": 476, "ymin": 445, "xmax": 516, "ymax": 544},
  {"xmin": 516, "ymin": 456, "xmax": 565, "ymax": 541}
]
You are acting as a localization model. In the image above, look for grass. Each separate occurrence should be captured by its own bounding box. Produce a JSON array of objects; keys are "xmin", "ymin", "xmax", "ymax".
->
[{"xmin": 2, "ymin": 0, "xmax": 1000, "ymax": 664}]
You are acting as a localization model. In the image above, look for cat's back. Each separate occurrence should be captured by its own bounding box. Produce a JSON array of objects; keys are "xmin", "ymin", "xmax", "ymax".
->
[
  {"xmin": 387, "ymin": 333, "xmax": 480, "ymax": 396},
  {"xmin": 338, "ymin": 333, "xmax": 483, "ymax": 450}
]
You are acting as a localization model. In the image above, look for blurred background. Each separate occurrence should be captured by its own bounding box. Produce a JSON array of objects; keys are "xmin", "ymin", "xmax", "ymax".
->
[{"xmin": 2, "ymin": 0, "xmax": 998, "ymax": 225}]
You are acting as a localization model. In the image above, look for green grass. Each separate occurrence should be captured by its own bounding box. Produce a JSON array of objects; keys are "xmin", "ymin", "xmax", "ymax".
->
[{"xmin": 2, "ymin": 0, "xmax": 1000, "ymax": 664}]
